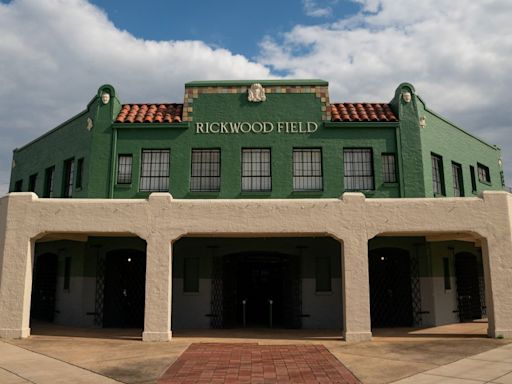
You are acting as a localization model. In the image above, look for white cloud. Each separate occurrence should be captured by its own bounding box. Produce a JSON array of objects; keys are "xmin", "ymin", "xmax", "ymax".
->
[
  {"xmin": 260, "ymin": 0, "xmax": 512, "ymax": 184},
  {"xmin": 0, "ymin": 0, "xmax": 271, "ymax": 194},
  {"xmin": 303, "ymin": 0, "xmax": 332, "ymax": 18}
]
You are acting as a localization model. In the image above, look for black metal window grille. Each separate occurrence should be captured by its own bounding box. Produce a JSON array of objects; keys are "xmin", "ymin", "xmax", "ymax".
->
[
  {"xmin": 344, "ymin": 148, "xmax": 374, "ymax": 190},
  {"xmin": 470, "ymin": 165, "xmax": 477, "ymax": 192},
  {"xmin": 75, "ymin": 158, "xmax": 84, "ymax": 189},
  {"xmin": 117, "ymin": 155, "xmax": 133, "ymax": 184},
  {"xmin": 293, "ymin": 148, "xmax": 323, "ymax": 191},
  {"xmin": 44, "ymin": 166, "xmax": 55, "ymax": 197},
  {"xmin": 452, "ymin": 162, "xmax": 464, "ymax": 197},
  {"xmin": 477, "ymin": 163, "xmax": 491, "ymax": 183},
  {"xmin": 140, "ymin": 149, "xmax": 169, "ymax": 192},
  {"xmin": 63, "ymin": 158, "xmax": 74, "ymax": 198},
  {"xmin": 381, "ymin": 153, "xmax": 397, "ymax": 183},
  {"xmin": 190, "ymin": 149, "xmax": 221, "ymax": 192},
  {"xmin": 14, "ymin": 179, "xmax": 22, "ymax": 192},
  {"xmin": 28, "ymin": 173, "xmax": 37, "ymax": 192},
  {"xmin": 431, "ymin": 154, "xmax": 445, "ymax": 195},
  {"xmin": 241, "ymin": 148, "xmax": 271, "ymax": 192}
]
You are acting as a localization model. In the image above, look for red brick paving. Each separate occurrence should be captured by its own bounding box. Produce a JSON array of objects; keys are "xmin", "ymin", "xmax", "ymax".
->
[{"xmin": 158, "ymin": 343, "xmax": 360, "ymax": 384}]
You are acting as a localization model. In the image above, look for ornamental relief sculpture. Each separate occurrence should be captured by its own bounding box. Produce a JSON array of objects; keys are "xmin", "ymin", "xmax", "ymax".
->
[{"xmin": 248, "ymin": 83, "xmax": 266, "ymax": 102}]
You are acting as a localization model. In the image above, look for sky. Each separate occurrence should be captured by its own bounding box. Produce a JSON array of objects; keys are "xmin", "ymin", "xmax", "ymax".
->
[{"xmin": 0, "ymin": 0, "xmax": 511, "ymax": 194}]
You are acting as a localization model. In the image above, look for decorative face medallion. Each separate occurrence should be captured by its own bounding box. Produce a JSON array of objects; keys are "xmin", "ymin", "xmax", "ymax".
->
[
  {"xmin": 86, "ymin": 117, "xmax": 94, "ymax": 131},
  {"xmin": 419, "ymin": 116, "xmax": 426, "ymax": 128},
  {"xmin": 402, "ymin": 91, "xmax": 412, "ymax": 103},
  {"xmin": 248, "ymin": 83, "xmax": 266, "ymax": 102},
  {"xmin": 101, "ymin": 92, "xmax": 110, "ymax": 105}
]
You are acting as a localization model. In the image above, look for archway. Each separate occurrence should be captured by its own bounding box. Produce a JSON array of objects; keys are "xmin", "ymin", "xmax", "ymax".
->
[
  {"xmin": 369, "ymin": 247, "xmax": 413, "ymax": 327},
  {"xmin": 30, "ymin": 253, "xmax": 58, "ymax": 323},
  {"xmin": 454, "ymin": 252, "xmax": 483, "ymax": 322},
  {"xmin": 103, "ymin": 249, "xmax": 146, "ymax": 328}
]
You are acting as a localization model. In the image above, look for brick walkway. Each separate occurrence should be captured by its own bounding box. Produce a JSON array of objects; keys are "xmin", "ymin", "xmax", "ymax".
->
[{"xmin": 158, "ymin": 343, "xmax": 360, "ymax": 384}]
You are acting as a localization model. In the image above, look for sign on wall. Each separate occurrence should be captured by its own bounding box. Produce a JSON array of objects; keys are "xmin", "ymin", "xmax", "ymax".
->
[{"xmin": 195, "ymin": 121, "xmax": 319, "ymax": 134}]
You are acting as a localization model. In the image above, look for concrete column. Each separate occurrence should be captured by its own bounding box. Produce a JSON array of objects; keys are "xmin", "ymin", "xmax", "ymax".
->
[
  {"xmin": 142, "ymin": 235, "xmax": 173, "ymax": 341},
  {"xmin": 341, "ymin": 235, "xmax": 372, "ymax": 342},
  {"xmin": 0, "ymin": 219, "xmax": 34, "ymax": 338},
  {"xmin": 482, "ymin": 237, "xmax": 512, "ymax": 339}
]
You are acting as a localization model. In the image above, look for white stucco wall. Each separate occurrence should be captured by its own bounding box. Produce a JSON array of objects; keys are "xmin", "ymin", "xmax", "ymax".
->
[{"xmin": 1, "ymin": 191, "xmax": 512, "ymax": 342}]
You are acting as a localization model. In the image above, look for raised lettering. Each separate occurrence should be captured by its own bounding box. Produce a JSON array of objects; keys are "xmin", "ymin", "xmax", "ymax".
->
[
  {"xmin": 209, "ymin": 122, "xmax": 220, "ymax": 133},
  {"xmin": 229, "ymin": 122, "xmax": 240, "ymax": 133},
  {"xmin": 307, "ymin": 122, "xmax": 318, "ymax": 133},
  {"xmin": 195, "ymin": 122, "xmax": 205, "ymax": 134},
  {"xmin": 240, "ymin": 122, "xmax": 251, "ymax": 133}
]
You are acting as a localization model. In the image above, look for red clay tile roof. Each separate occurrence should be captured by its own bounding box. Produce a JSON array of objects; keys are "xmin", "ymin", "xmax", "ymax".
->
[
  {"xmin": 330, "ymin": 103, "xmax": 397, "ymax": 122},
  {"xmin": 115, "ymin": 104, "xmax": 183, "ymax": 123}
]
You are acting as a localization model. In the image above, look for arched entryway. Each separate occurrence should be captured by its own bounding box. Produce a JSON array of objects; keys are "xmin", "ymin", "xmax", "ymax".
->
[
  {"xmin": 369, "ymin": 247, "xmax": 413, "ymax": 327},
  {"xmin": 221, "ymin": 252, "xmax": 301, "ymax": 329},
  {"xmin": 103, "ymin": 249, "xmax": 146, "ymax": 328},
  {"xmin": 454, "ymin": 252, "xmax": 483, "ymax": 322},
  {"xmin": 30, "ymin": 253, "xmax": 58, "ymax": 323}
]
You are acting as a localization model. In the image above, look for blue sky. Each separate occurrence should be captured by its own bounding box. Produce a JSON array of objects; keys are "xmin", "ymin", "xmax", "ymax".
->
[
  {"xmin": 0, "ymin": 0, "xmax": 511, "ymax": 193},
  {"xmin": 87, "ymin": 0, "xmax": 360, "ymax": 60}
]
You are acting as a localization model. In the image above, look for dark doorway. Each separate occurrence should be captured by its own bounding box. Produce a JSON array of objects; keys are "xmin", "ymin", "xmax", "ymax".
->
[
  {"xmin": 31, "ymin": 253, "xmax": 58, "ymax": 322},
  {"xmin": 222, "ymin": 252, "xmax": 301, "ymax": 328},
  {"xmin": 455, "ymin": 252, "xmax": 482, "ymax": 322},
  {"xmin": 103, "ymin": 249, "xmax": 146, "ymax": 328},
  {"xmin": 369, "ymin": 248, "xmax": 413, "ymax": 327}
]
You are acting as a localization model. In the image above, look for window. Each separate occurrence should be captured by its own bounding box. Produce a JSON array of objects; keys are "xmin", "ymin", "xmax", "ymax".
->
[
  {"xmin": 75, "ymin": 158, "xmax": 84, "ymax": 189},
  {"xmin": 63, "ymin": 257, "xmax": 71, "ymax": 290},
  {"xmin": 190, "ymin": 149, "xmax": 220, "ymax": 192},
  {"xmin": 241, "ymin": 148, "xmax": 271, "ymax": 192},
  {"xmin": 28, "ymin": 173, "xmax": 37, "ymax": 192},
  {"xmin": 470, "ymin": 165, "xmax": 477, "ymax": 193},
  {"xmin": 381, "ymin": 154, "xmax": 397, "ymax": 183},
  {"xmin": 344, "ymin": 148, "xmax": 374, "ymax": 190},
  {"xmin": 14, "ymin": 179, "xmax": 23, "ymax": 192},
  {"xmin": 293, "ymin": 148, "xmax": 323, "ymax": 191},
  {"xmin": 477, "ymin": 163, "xmax": 491, "ymax": 183},
  {"xmin": 443, "ymin": 257, "xmax": 451, "ymax": 290},
  {"xmin": 184, "ymin": 257, "xmax": 199, "ymax": 293},
  {"xmin": 431, "ymin": 154, "xmax": 445, "ymax": 196},
  {"xmin": 44, "ymin": 166, "xmax": 55, "ymax": 198},
  {"xmin": 315, "ymin": 256, "xmax": 331, "ymax": 292},
  {"xmin": 63, "ymin": 158, "xmax": 74, "ymax": 198},
  {"xmin": 117, "ymin": 155, "xmax": 133, "ymax": 184},
  {"xmin": 140, "ymin": 149, "xmax": 169, "ymax": 192},
  {"xmin": 452, "ymin": 162, "xmax": 464, "ymax": 197}
]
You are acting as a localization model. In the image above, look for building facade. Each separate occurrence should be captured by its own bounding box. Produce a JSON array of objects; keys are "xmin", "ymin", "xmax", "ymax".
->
[{"xmin": 1, "ymin": 80, "xmax": 511, "ymax": 342}]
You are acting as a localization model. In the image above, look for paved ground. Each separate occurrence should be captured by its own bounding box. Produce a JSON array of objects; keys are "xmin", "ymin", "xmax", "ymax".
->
[
  {"xmin": 1, "ymin": 322, "xmax": 511, "ymax": 383},
  {"xmin": 158, "ymin": 343, "xmax": 359, "ymax": 383}
]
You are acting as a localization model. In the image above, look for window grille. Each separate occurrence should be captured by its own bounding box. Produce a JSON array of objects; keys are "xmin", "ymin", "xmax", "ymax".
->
[
  {"xmin": 431, "ymin": 154, "xmax": 445, "ymax": 195},
  {"xmin": 44, "ymin": 166, "xmax": 55, "ymax": 197},
  {"xmin": 190, "ymin": 149, "xmax": 220, "ymax": 192},
  {"xmin": 241, "ymin": 148, "xmax": 271, "ymax": 192},
  {"xmin": 75, "ymin": 158, "xmax": 84, "ymax": 189},
  {"xmin": 63, "ymin": 158, "xmax": 74, "ymax": 198},
  {"xmin": 293, "ymin": 148, "xmax": 323, "ymax": 191},
  {"xmin": 382, "ymin": 154, "xmax": 397, "ymax": 183},
  {"xmin": 28, "ymin": 173, "xmax": 37, "ymax": 192},
  {"xmin": 344, "ymin": 149, "xmax": 374, "ymax": 190},
  {"xmin": 477, "ymin": 163, "xmax": 491, "ymax": 183},
  {"xmin": 14, "ymin": 179, "xmax": 22, "ymax": 192},
  {"xmin": 452, "ymin": 162, "xmax": 464, "ymax": 197},
  {"xmin": 140, "ymin": 149, "xmax": 169, "ymax": 192},
  {"xmin": 117, "ymin": 155, "xmax": 133, "ymax": 184}
]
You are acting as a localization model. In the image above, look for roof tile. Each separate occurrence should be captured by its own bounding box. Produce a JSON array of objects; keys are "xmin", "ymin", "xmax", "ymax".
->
[
  {"xmin": 330, "ymin": 103, "xmax": 398, "ymax": 122},
  {"xmin": 115, "ymin": 104, "xmax": 183, "ymax": 124}
]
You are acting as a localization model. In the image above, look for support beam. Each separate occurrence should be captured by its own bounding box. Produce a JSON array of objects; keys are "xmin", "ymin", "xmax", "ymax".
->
[
  {"xmin": 142, "ymin": 236, "xmax": 173, "ymax": 342},
  {"xmin": 341, "ymin": 235, "xmax": 372, "ymax": 342}
]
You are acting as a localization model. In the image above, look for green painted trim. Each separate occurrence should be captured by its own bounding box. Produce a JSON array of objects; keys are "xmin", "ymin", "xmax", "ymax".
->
[
  {"xmin": 109, "ymin": 128, "xmax": 117, "ymax": 198},
  {"xmin": 417, "ymin": 95, "xmax": 499, "ymax": 150},
  {"xmin": 113, "ymin": 122, "xmax": 189, "ymax": 129},
  {"xmin": 395, "ymin": 126, "xmax": 405, "ymax": 197},
  {"xmin": 185, "ymin": 79, "xmax": 328, "ymax": 87},
  {"xmin": 324, "ymin": 122, "xmax": 399, "ymax": 129}
]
